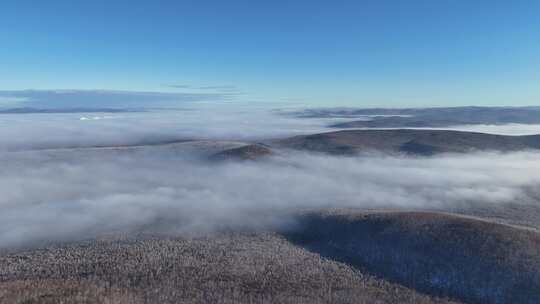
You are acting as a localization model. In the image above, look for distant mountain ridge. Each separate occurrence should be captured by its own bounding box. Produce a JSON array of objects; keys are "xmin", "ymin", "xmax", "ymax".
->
[
  {"xmin": 289, "ymin": 106, "xmax": 540, "ymax": 128},
  {"xmin": 10, "ymin": 128, "xmax": 540, "ymax": 157},
  {"xmin": 275, "ymin": 129, "xmax": 540, "ymax": 156}
]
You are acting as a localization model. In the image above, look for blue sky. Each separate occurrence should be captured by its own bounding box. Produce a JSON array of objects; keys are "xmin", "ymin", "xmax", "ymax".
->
[{"xmin": 1, "ymin": 0, "xmax": 539, "ymax": 108}]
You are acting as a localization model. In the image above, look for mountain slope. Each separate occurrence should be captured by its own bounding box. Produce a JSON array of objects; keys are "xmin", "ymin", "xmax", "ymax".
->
[
  {"xmin": 286, "ymin": 211, "xmax": 540, "ymax": 304},
  {"xmin": 0, "ymin": 233, "xmax": 458, "ymax": 304}
]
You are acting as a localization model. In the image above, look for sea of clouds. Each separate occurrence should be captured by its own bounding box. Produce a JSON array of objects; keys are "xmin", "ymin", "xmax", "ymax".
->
[{"xmin": 2, "ymin": 105, "xmax": 540, "ymax": 248}]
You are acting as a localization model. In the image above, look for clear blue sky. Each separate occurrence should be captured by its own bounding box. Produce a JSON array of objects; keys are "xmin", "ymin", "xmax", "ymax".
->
[{"xmin": 1, "ymin": 0, "xmax": 539, "ymax": 107}]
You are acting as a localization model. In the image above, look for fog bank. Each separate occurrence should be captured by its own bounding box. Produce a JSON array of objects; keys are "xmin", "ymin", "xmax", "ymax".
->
[
  {"xmin": 2, "ymin": 149, "xmax": 540, "ymax": 248},
  {"xmin": 0, "ymin": 105, "xmax": 343, "ymax": 151},
  {"xmin": 4, "ymin": 106, "xmax": 540, "ymax": 151}
]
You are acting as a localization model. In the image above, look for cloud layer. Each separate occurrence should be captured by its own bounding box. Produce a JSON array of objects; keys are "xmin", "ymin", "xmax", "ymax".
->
[
  {"xmin": 4, "ymin": 105, "xmax": 540, "ymax": 152},
  {"xmin": 2, "ymin": 148, "xmax": 540, "ymax": 248}
]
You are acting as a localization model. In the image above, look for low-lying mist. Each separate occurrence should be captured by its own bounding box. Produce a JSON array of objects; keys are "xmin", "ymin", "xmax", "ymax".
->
[
  {"xmin": 5, "ymin": 105, "xmax": 540, "ymax": 151},
  {"xmin": 0, "ymin": 105, "xmax": 344, "ymax": 151},
  {"xmin": 2, "ymin": 149, "xmax": 540, "ymax": 249}
]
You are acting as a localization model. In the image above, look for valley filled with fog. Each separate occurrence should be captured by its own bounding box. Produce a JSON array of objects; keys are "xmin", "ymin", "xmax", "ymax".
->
[
  {"xmin": 3, "ymin": 106, "xmax": 540, "ymax": 248},
  {"xmin": 3, "ymin": 106, "xmax": 540, "ymax": 304},
  {"xmin": 3, "ymin": 147, "xmax": 540, "ymax": 248}
]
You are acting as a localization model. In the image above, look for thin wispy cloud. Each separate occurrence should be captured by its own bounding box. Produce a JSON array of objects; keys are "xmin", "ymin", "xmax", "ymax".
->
[
  {"xmin": 0, "ymin": 89, "xmax": 236, "ymax": 109},
  {"xmin": 0, "ymin": 96, "xmax": 28, "ymax": 106},
  {"xmin": 166, "ymin": 84, "xmax": 193, "ymax": 89},
  {"xmin": 165, "ymin": 84, "xmax": 239, "ymax": 92},
  {"xmin": 197, "ymin": 85, "xmax": 238, "ymax": 91}
]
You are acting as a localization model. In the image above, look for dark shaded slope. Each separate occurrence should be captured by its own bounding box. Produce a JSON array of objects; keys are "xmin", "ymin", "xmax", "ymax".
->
[
  {"xmin": 275, "ymin": 129, "xmax": 540, "ymax": 155},
  {"xmin": 285, "ymin": 211, "xmax": 540, "ymax": 304},
  {"xmin": 209, "ymin": 144, "xmax": 273, "ymax": 161}
]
